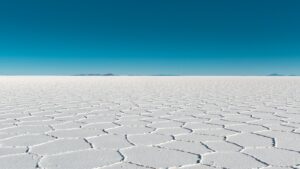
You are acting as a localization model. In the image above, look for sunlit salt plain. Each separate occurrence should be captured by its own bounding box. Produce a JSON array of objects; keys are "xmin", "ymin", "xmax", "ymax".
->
[{"xmin": 0, "ymin": 76, "xmax": 300, "ymax": 169}]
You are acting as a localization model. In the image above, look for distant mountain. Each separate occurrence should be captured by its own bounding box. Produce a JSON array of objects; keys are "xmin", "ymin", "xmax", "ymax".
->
[
  {"xmin": 268, "ymin": 73, "xmax": 298, "ymax": 76},
  {"xmin": 74, "ymin": 73, "xmax": 115, "ymax": 76},
  {"xmin": 268, "ymin": 73, "xmax": 285, "ymax": 76},
  {"xmin": 73, "ymin": 73, "xmax": 180, "ymax": 76},
  {"xmin": 151, "ymin": 74, "xmax": 179, "ymax": 76}
]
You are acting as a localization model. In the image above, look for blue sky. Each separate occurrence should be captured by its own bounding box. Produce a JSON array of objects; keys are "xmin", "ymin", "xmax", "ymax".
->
[{"xmin": 0, "ymin": 0, "xmax": 299, "ymax": 75}]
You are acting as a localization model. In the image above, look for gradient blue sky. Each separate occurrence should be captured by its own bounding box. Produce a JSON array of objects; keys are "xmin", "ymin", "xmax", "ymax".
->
[{"xmin": 0, "ymin": 0, "xmax": 299, "ymax": 75}]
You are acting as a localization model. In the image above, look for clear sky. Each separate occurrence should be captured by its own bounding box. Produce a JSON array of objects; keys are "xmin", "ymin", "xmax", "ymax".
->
[{"xmin": 0, "ymin": 0, "xmax": 299, "ymax": 75}]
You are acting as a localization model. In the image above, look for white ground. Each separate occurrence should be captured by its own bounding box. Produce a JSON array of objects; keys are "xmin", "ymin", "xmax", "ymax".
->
[{"xmin": 0, "ymin": 76, "xmax": 300, "ymax": 169}]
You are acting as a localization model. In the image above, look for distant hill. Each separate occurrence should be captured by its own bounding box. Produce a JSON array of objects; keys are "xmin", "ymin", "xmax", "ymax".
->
[
  {"xmin": 268, "ymin": 73, "xmax": 297, "ymax": 76},
  {"xmin": 73, "ymin": 73, "xmax": 180, "ymax": 76},
  {"xmin": 268, "ymin": 73, "xmax": 285, "ymax": 76},
  {"xmin": 74, "ymin": 73, "xmax": 115, "ymax": 76},
  {"xmin": 150, "ymin": 74, "xmax": 179, "ymax": 76}
]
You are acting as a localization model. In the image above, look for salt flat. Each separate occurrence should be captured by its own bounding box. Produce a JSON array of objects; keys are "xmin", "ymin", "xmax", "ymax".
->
[{"xmin": 0, "ymin": 76, "xmax": 300, "ymax": 169}]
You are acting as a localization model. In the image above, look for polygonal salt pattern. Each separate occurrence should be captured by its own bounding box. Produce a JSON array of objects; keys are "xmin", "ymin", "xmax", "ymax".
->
[
  {"xmin": 30, "ymin": 138, "xmax": 91, "ymax": 155},
  {"xmin": 0, "ymin": 134, "xmax": 55, "ymax": 147},
  {"xmin": 87, "ymin": 134, "xmax": 132, "ymax": 149},
  {"xmin": 0, "ymin": 77, "xmax": 300, "ymax": 169},
  {"xmin": 227, "ymin": 133, "xmax": 274, "ymax": 148},
  {"xmin": 159, "ymin": 140, "xmax": 212, "ymax": 154},
  {"xmin": 99, "ymin": 162, "xmax": 149, "ymax": 169},
  {"xmin": 39, "ymin": 149, "xmax": 122, "ymax": 169},
  {"xmin": 121, "ymin": 146, "xmax": 200, "ymax": 168},
  {"xmin": 243, "ymin": 147, "xmax": 300, "ymax": 167},
  {"xmin": 202, "ymin": 152, "xmax": 266, "ymax": 169},
  {"xmin": 127, "ymin": 133, "xmax": 173, "ymax": 145},
  {"xmin": 0, "ymin": 154, "xmax": 38, "ymax": 169}
]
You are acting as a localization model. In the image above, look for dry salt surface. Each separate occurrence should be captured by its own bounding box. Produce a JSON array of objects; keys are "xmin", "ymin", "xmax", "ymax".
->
[{"xmin": 0, "ymin": 76, "xmax": 300, "ymax": 169}]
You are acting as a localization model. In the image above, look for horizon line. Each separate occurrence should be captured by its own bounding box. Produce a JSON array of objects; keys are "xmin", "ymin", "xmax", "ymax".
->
[{"xmin": 0, "ymin": 74, "xmax": 298, "ymax": 77}]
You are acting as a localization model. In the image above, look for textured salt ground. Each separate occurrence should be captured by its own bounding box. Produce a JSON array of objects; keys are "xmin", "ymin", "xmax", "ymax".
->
[{"xmin": 0, "ymin": 76, "xmax": 300, "ymax": 169}]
